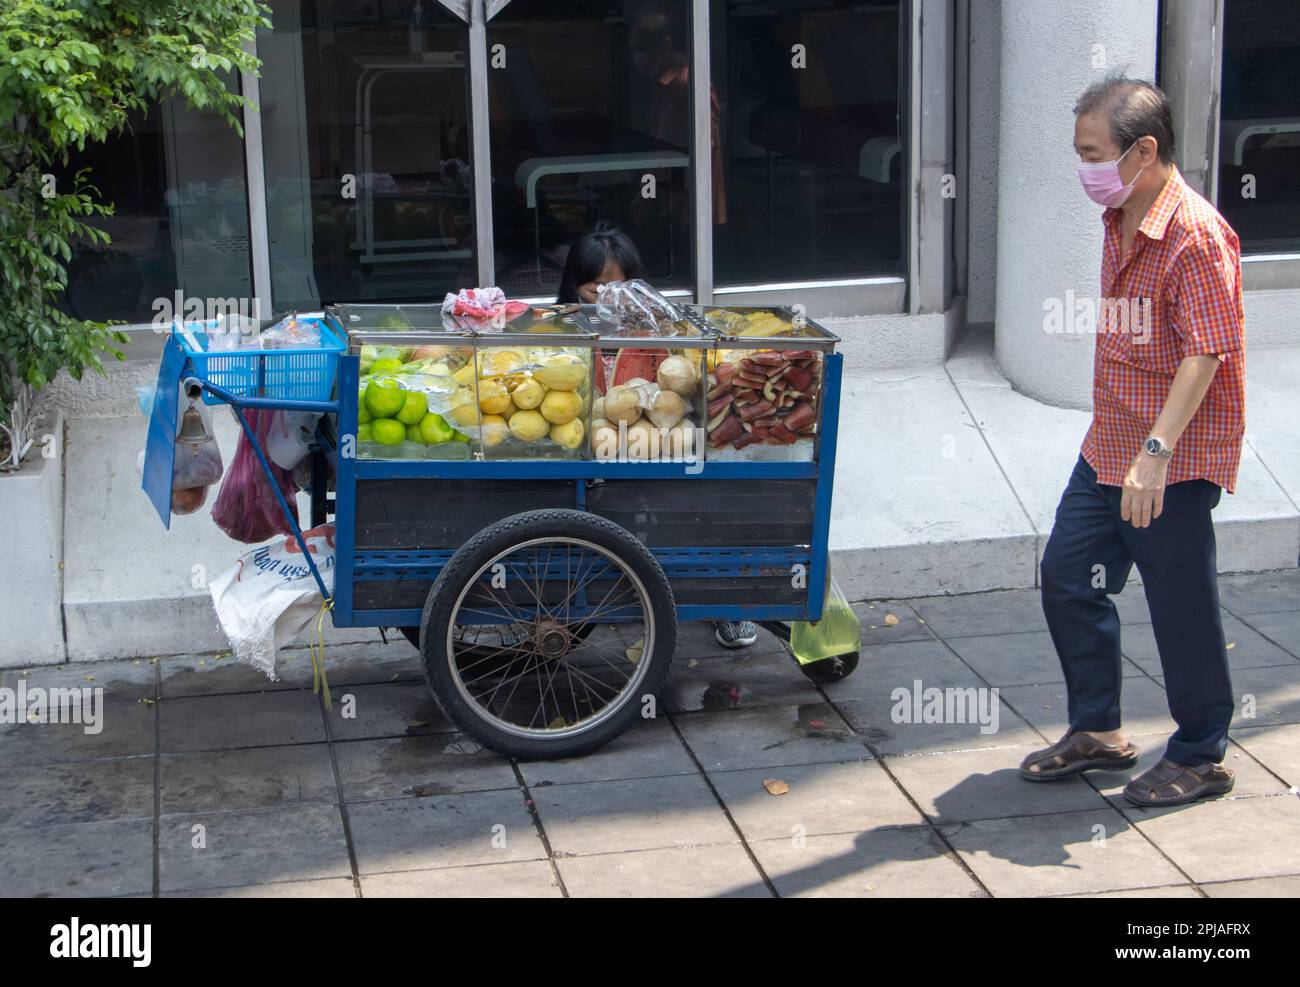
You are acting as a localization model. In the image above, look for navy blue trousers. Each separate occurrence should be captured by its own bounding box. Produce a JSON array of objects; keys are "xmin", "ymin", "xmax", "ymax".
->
[{"xmin": 1040, "ymin": 454, "xmax": 1233, "ymax": 766}]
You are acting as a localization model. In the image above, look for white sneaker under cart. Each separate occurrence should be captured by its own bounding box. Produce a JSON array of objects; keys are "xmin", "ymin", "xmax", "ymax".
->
[{"xmin": 714, "ymin": 620, "xmax": 758, "ymax": 649}]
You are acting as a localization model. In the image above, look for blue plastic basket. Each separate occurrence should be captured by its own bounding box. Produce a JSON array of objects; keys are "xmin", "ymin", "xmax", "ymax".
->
[{"xmin": 174, "ymin": 314, "xmax": 346, "ymax": 406}]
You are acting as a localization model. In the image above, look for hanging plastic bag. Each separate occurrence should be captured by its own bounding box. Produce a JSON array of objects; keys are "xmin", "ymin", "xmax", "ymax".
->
[
  {"xmin": 266, "ymin": 410, "xmax": 321, "ymax": 470},
  {"xmin": 170, "ymin": 394, "xmax": 224, "ymax": 516},
  {"xmin": 594, "ymin": 280, "xmax": 684, "ymax": 399},
  {"xmin": 789, "ymin": 575, "xmax": 861, "ymax": 665},
  {"xmin": 172, "ymin": 402, "xmax": 224, "ymax": 488},
  {"xmin": 594, "ymin": 278, "xmax": 682, "ymax": 334},
  {"xmin": 209, "ymin": 525, "xmax": 336, "ymax": 697},
  {"xmin": 211, "ymin": 408, "xmax": 301, "ymax": 543}
]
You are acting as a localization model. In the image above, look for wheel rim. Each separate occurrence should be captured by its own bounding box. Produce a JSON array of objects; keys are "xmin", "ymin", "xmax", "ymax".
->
[{"xmin": 446, "ymin": 536, "xmax": 656, "ymax": 740}]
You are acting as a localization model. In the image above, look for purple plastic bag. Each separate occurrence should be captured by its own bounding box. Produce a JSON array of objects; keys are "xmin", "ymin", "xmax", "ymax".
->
[{"xmin": 211, "ymin": 409, "xmax": 301, "ymax": 544}]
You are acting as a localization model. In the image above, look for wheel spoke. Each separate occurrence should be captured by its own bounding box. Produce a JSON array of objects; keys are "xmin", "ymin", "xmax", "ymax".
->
[
  {"xmin": 554, "ymin": 655, "xmax": 628, "ymax": 697},
  {"xmin": 477, "ymin": 649, "xmax": 538, "ymax": 714},
  {"xmin": 576, "ymin": 571, "xmax": 635, "ymax": 624},
  {"xmin": 506, "ymin": 557, "xmax": 552, "ymax": 620},
  {"xmin": 445, "ymin": 534, "xmax": 658, "ymax": 738},
  {"xmin": 554, "ymin": 551, "xmax": 614, "ymax": 619}
]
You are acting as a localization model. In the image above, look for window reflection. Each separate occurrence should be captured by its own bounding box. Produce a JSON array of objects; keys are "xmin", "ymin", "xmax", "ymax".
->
[
  {"xmin": 1217, "ymin": 0, "xmax": 1300, "ymax": 252},
  {"xmin": 710, "ymin": 0, "xmax": 906, "ymax": 286},
  {"xmin": 260, "ymin": 0, "xmax": 473, "ymax": 310},
  {"xmin": 53, "ymin": 92, "xmax": 253, "ymax": 325},
  {"xmin": 488, "ymin": 0, "xmax": 695, "ymax": 298}
]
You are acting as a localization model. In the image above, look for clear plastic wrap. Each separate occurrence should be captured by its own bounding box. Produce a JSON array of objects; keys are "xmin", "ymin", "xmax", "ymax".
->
[
  {"xmin": 595, "ymin": 279, "xmax": 682, "ymax": 335},
  {"xmin": 257, "ymin": 313, "xmax": 322, "ymax": 349},
  {"xmin": 474, "ymin": 345, "xmax": 592, "ymax": 460},
  {"xmin": 357, "ymin": 352, "xmax": 477, "ymax": 460}
]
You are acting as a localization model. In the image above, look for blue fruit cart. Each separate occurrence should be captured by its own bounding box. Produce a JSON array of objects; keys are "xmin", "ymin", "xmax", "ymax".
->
[{"xmin": 145, "ymin": 302, "xmax": 854, "ymax": 759}]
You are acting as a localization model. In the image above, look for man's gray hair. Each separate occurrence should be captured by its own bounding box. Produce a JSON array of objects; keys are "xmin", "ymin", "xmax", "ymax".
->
[{"xmin": 1074, "ymin": 75, "xmax": 1176, "ymax": 165}]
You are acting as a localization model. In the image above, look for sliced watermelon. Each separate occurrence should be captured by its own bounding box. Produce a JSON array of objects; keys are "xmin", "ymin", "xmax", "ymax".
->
[{"xmin": 610, "ymin": 348, "xmax": 665, "ymax": 389}]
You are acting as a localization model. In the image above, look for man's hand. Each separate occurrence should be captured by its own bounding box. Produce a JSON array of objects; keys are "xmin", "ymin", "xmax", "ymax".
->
[{"xmin": 1120, "ymin": 449, "xmax": 1169, "ymax": 528}]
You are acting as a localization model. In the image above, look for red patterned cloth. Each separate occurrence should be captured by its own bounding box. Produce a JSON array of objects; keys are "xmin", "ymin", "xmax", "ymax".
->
[
  {"xmin": 441, "ymin": 287, "xmax": 529, "ymax": 321},
  {"xmin": 1081, "ymin": 167, "xmax": 1246, "ymax": 493}
]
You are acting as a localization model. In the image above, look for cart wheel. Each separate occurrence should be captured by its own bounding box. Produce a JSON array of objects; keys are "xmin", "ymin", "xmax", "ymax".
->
[
  {"xmin": 798, "ymin": 650, "xmax": 860, "ymax": 684},
  {"xmin": 419, "ymin": 509, "xmax": 676, "ymax": 759}
]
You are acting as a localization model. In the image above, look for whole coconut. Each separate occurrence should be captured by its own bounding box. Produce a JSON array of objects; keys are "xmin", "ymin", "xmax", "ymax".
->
[
  {"xmin": 647, "ymin": 389, "xmax": 685, "ymax": 429},
  {"xmin": 656, "ymin": 355, "xmax": 698, "ymax": 396},
  {"xmin": 603, "ymin": 385, "xmax": 642, "ymax": 425}
]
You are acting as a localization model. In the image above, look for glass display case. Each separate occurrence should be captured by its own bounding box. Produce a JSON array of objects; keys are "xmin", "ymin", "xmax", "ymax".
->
[
  {"xmin": 684, "ymin": 305, "xmax": 840, "ymax": 463},
  {"xmin": 338, "ymin": 303, "xmax": 479, "ymax": 461},
  {"xmin": 335, "ymin": 301, "xmax": 837, "ymax": 465},
  {"xmin": 446, "ymin": 303, "xmax": 597, "ymax": 460},
  {"xmin": 584, "ymin": 303, "xmax": 710, "ymax": 465}
]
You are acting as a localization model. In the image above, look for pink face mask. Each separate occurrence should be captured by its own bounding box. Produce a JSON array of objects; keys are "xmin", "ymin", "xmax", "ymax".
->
[{"xmin": 1076, "ymin": 142, "xmax": 1144, "ymax": 207}]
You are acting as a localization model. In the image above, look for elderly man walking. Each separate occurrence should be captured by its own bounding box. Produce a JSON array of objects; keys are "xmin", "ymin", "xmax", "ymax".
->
[{"xmin": 1019, "ymin": 77, "xmax": 1245, "ymax": 807}]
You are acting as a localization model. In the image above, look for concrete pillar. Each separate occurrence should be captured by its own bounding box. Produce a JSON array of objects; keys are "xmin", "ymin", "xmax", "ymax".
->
[{"xmin": 993, "ymin": 0, "xmax": 1158, "ymax": 409}]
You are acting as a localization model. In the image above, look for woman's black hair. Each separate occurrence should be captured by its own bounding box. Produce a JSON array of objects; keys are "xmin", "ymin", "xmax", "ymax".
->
[{"xmin": 556, "ymin": 223, "xmax": 644, "ymax": 303}]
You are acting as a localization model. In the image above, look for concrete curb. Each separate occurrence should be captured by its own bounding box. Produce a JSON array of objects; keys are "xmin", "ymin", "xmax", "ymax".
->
[
  {"xmin": 25, "ymin": 336, "xmax": 1300, "ymax": 663},
  {"xmin": 0, "ymin": 410, "xmax": 67, "ymax": 667}
]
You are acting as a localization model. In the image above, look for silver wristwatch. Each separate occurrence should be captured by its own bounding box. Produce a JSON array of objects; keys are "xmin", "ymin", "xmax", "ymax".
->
[{"xmin": 1144, "ymin": 436, "xmax": 1173, "ymax": 459}]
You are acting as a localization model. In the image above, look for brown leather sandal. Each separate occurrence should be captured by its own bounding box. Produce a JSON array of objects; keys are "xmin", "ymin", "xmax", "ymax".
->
[
  {"xmin": 1019, "ymin": 730, "xmax": 1140, "ymax": 781},
  {"xmin": 1123, "ymin": 758, "xmax": 1234, "ymax": 806}
]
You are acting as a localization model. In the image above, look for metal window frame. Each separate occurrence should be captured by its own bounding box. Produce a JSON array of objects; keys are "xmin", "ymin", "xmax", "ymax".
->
[
  {"xmin": 468, "ymin": 0, "xmax": 494, "ymax": 286},
  {"xmin": 1162, "ymin": 0, "xmax": 1300, "ymax": 288},
  {"xmin": 700, "ymin": 0, "xmax": 922, "ymax": 317},
  {"xmin": 1160, "ymin": 0, "xmax": 1222, "ymax": 199},
  {"xmin": 242, "ymin": 33, "xmax": 274, "ymax": 321},
  {"xmin": 1241, "ymin": 253, "xmax": 1300, "ymax": 290},
  {"xmin": 909, "ymin": 0, "xmax": 955, "ymax": 315},
  {"xmin": 691, "ymin": 0, "xmax": 713, "ymax": 305},
  {"xmin": 476, "ymin": 0, "xmax": 920, "ymax": 317},
  {"xmin": 208, "ymin": 0, "xmax": 928, "ymax": 334},
  {"xmin": 112, "ymin": 35, "xmax": 270, "ymax": 339},
  {"xmin": 951, "ymin": 0, "xmax": 969, "ymax": 305}
]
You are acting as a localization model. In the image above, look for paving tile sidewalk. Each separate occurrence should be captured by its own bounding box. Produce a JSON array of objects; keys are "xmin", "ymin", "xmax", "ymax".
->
[{"xmin": 2, "ymin": 571, "xmax": 1299, "ymax": 898}]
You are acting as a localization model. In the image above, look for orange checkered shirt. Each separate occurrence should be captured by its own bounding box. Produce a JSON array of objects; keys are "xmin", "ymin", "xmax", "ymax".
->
[{"xmin": 1080, "ymin": 166, "xmax": 1246, "ymax": 493}]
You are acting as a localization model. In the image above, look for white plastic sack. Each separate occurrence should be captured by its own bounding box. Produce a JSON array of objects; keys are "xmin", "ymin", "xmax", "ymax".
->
[
  {"xmin": 266, "ymin": 410, "xmax": 320, "ymax": 470},
  {"xmin": 209, "ymin": 525, "xmax": 336, "ymax": 681}
]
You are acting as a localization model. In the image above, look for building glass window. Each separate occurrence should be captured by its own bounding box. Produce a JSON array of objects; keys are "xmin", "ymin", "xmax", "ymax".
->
[
  {"xmin": 709, "ymin": 0, "xmax": 907, "ymax": 287},
  {"xmin": 53, "ymin": 90, "xmax": 253, "ymax": 325},
  {"xmin": 1217, "ymin": 0, "xmax": 1300, "ymax": 253},
  {"xmin": 259, "ymin": 0, "xmax": 474, "ymax": 310},
  {"xmin": 487, "ymin": 0, "xmax": 694, "ymax": 299}
]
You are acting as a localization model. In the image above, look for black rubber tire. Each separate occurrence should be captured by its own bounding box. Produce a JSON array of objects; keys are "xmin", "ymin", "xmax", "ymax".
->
[
  {"xmin": 798, "ymin": 650, "xmax": 860, "ymax": 684},
  {"xmin": 419, "ymin": 509, "xmax": 676, "ymax": 759}
]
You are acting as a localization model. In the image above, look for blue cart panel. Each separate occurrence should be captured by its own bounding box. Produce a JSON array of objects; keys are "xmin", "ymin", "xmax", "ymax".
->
[{"xmin": 329, "ymin": 351, "xmax": 844, "ymax": 630}]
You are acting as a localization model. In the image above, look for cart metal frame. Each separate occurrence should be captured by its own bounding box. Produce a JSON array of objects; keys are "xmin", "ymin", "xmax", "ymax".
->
[
  {"xmin": 328, "ymin": 350, "xmax": 843, "ymax": 630},
  {"xmin": 164, "ymin": 310, "xmax": 851, "ymax": 758}
]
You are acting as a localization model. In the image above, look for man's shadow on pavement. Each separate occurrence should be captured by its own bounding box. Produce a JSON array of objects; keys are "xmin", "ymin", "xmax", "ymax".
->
[{"xmin": 718, "ymin": 767, "xmax": 1150, "ymax": 897}]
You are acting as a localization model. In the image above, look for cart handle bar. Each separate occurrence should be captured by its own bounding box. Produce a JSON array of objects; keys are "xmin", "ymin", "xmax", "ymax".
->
[{"xmin": 182, "ymin": 376, "xmax": 339, "ymax": 415}]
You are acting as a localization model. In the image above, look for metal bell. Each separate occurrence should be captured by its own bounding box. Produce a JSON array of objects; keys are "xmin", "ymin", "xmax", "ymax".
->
[{"xmin": 177, "ymin": 401, "xmax": 213, "ymax": 448}]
